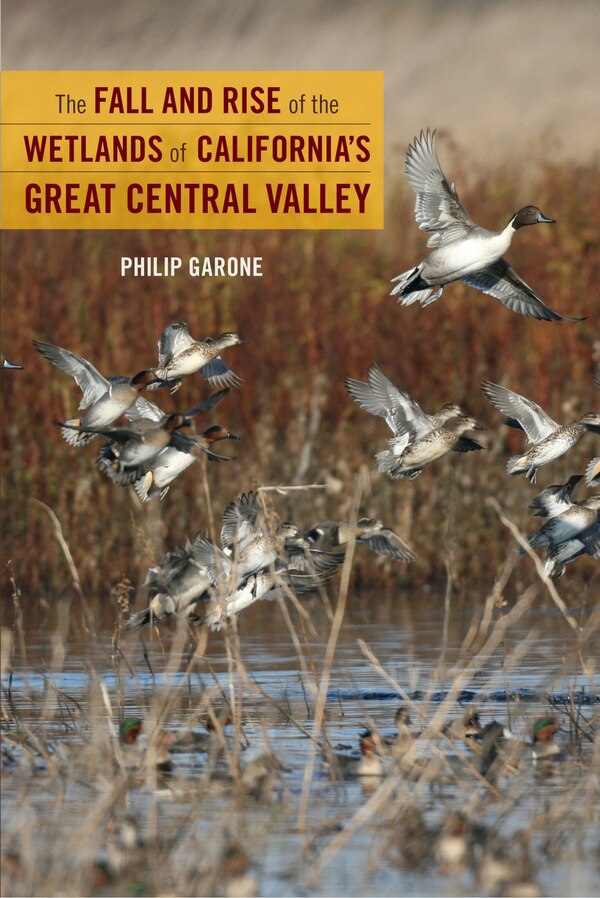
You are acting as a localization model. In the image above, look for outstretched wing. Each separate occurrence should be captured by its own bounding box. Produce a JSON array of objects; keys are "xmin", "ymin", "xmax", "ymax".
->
[
  {"xmin": 463, "ymin": 259, "xmax": 583, "ymax": 322},
  {"xmin": 481, "ymin": 381, "xmax": 558, "ymax": 443},
  {"xmin": 157, "ymin": 322, "xmax": 195, "ymax": 367},
  {"xmin": 34, "ymin": 340, "xmax": 110, "ymax": 409},
  {"xmin": 405, "ymin": 129, "xmax": 476, "ymax": 248}
]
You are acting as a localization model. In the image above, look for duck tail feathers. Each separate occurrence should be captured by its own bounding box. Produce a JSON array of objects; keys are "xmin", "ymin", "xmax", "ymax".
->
[
  {"xmin": 390, "ymin": 265, "xmax": 442, "ymax": 307},
  {"xmin": 61, "ymin": 419, "xmax": 94, "ymax": 447},
  {"xmin": 507, "ymin": 454, "xmax": 530, "ymax": 477}
]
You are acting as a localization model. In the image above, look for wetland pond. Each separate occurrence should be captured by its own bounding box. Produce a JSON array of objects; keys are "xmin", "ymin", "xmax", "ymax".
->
[{"xmin": 2, "ymin": 591, "xmax": 599, "ymax": 897}]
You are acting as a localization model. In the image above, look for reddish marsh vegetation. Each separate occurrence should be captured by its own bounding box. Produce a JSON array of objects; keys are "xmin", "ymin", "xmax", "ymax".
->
[{"xmin": 1, "ymin": 158, "xmax": 599, "ymax": 611}]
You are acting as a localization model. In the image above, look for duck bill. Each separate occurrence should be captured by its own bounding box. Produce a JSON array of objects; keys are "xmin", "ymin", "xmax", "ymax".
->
[
  {"xmin": 227, "ymin": 432, "xmax": 241, "ymax": 441},
  {"xmin": 536, "ymin": 212, "xmax": 555, "ymax": 224}
]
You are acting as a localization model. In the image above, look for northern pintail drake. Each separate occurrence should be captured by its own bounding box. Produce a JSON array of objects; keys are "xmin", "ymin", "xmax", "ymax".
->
[
  {"xmin": 345, "ymin": 363, "xmax": 467, "ymax": 441},
  {"xmin": 376, "ymin": 415, "xmax": 486, "ymax": 480},
  {"xmin": 482, "ymin": 381, "xmax": 600, "ymax": 483},
  {"xmin": 59, "ymin": 413, "xmax": 191, "ymax": 472},
  {"xmin": 304, "ymin": 517, "xmax": 415, "ymax": 562},
  {"xmin": 148, "ymin": 322, "xmax": 246, "ymax": 394},
  {"xmin": 1, "ymin": 354, "xmax": 22, "ymax": 369},
  {"xmin": 390, "ymin": 129, "xmax": 580, "ymax": 322},
  {"xmin": 34, "ymin": 340, "xmax": 157, "ymax": 447}
]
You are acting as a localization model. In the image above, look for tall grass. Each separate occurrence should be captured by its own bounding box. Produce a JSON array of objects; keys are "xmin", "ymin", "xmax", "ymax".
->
[{"xmin": 1, "ymin": 158, "xmax": 599, "ymax": 610}]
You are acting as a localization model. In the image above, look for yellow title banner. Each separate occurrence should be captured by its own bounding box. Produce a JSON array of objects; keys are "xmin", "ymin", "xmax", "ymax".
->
[{"xmin": 1, "ymin": 71, "xmax": 383, "ymax": 229}]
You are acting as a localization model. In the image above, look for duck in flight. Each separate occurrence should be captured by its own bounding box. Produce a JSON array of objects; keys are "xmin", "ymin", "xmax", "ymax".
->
[{"xmin": 390, "ymin": 130, "xmax": 582, "ymax": 322}]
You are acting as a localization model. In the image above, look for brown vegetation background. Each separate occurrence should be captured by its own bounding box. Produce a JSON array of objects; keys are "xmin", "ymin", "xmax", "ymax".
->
[
  {"xmin": 2, "ymin": 154, "xmax": 599, "ymax": 610},
  {"xmin": 2, "ymin": 0, "xmax": 599, "ymax": 616}
]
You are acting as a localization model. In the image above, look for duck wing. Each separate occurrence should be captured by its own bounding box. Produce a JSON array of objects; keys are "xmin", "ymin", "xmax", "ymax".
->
[
  {"xmin": 200, "ymin": 356, "xmax": 242, "ymax": 389},
  {"xmin": 452, "ymin": 436, "xmax": 485, "ymax": 452},
  {"xmin": 481, "ymin": 382, "xmax": 558, "ymax": 443},
  {"xmin": 530, "ymin": 476, "xmax": 583, "ymax": 518},
  {"xmin": 580, "ymin": 522, "xmax": 600, "ymax": 558},
  {"xmin": 405, "ymin": 129, "xmax": 476, "ymax": 248},
  {"xmin": 220, "ymin": 491, "xmax": 261, "ymax": 550},
  {"xmin": 461, "ymin": 259, "xmax": 583, "ymax": 322},
  {"xmin": 357, "ymin": 528, "xmax": 416, "ymax": 562},
  {"xmin": 127, "ymin": 393, "xmax": 167, "ymax": 424},
  {"xmin": 157, "ymin": 322, "xmax": 195, "ymax": 366},
  {"xmin": 180, "ymin": 387, "xmax": 230, "ymax": 419},
  {"xmin": 33, "ymin": 340, "xmax": 111, "ymax": 409},
  {"xmin": 345, "ymin": 370, "xmax": 407, "ymax": 436},
  {"xmin": 367, "ymin": 364, "xmax": 433, "ymax": 437}
]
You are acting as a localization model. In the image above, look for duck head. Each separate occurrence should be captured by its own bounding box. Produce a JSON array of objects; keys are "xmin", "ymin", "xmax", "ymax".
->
[{"xmin": 512, "ymin": 205, "xmax": 555, "ymax": 229}]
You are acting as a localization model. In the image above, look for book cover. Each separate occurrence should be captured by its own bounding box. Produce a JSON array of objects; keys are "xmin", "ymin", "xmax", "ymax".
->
[{"xmin": 1, "ymin": 3, "xmax": 599, "ymax": 897}]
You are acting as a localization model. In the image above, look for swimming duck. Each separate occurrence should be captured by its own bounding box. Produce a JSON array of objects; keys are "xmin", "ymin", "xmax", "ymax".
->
[
  {"xmin": 442, "ymin": 704, "xmax": 483, "ymax": 741},
  {"xmin": 506, "ymin": 716, "xmax": 568, "ymax": 766},
  {"xmin": 477, "ymin": 721, "xmax": 516, "ymax": 779},
  {"xmin": 148, "ymin": 322, "xmax": 246, "ymax": 394},
  {"xmin": 379, "ymin": 707, "xmax": 414, "ymax": 757},
  {"xmin": 304, "ymin": 517, "xmax": 415, "ymax": 562},
  {"xmin": 324, "ymin": 729, "xmax": 384, "ymax": 779},
  {"xmin": 482, "ymin": 381, "xmax": 600, "ymax": 483},
  {"xmin": 59, "ymin": 413, "xmax": 191, "ymax": 472},
  {"xmin": 390, "ymin": 129, "xmax": 580, "ymax": 321},
  {"xmin": 117, "ymin": 718, "xmax": 174, "ymax": 772},
  {"xmin": 345, "ymin": 362, "xmax": 467, "ymax": 442},
  {"xmin": 376, "ymin": 415, "xmax": 486, "ymax": 479},
  {"xmin": 34, "ymin": 340, "xmax": 157, "ymax": 447}
]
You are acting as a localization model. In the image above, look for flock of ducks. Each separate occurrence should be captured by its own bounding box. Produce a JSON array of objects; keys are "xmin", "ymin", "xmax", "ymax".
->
[
  {"xmin": 2, "ymin": 128, "xmax": 597, "ymax": 898},
  {"xmin": 17, "ymin": 131, "xmax": 597, "ymax": 630}
]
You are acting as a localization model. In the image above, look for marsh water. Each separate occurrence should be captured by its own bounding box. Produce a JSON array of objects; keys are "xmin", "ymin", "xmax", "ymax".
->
[{"xmin": 2, "ymin": 592, "xmax": 599, "ymax": 897}]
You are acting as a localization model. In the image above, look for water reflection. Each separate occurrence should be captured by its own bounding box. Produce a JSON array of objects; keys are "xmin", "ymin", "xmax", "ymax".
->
[{"xmin": 2, "ymin": 592, "xmax": 599, "ymax": 897}]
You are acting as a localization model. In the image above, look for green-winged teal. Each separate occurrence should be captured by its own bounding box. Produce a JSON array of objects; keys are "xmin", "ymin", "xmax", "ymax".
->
[
  {"xmin": 346, "ymin": 362, "xmax": 467, "ymax": 441},
  {"xmin": 376, "ymin": 415, "xmax": 486, "ymax": 479},
  {"xmin": 148, "ymin": 322, "xmax": 246, "ymax": 394},
  {"xmin": 324, "ymin": 729, "xmax": 384, "ymax": 779},
  {"xmin": 390, "ymin": 129, "xmax": 580, "ymax": 321},
  {"xmin": 482, "ymin": 380, "xmax": 600, "ymax": 483}
]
